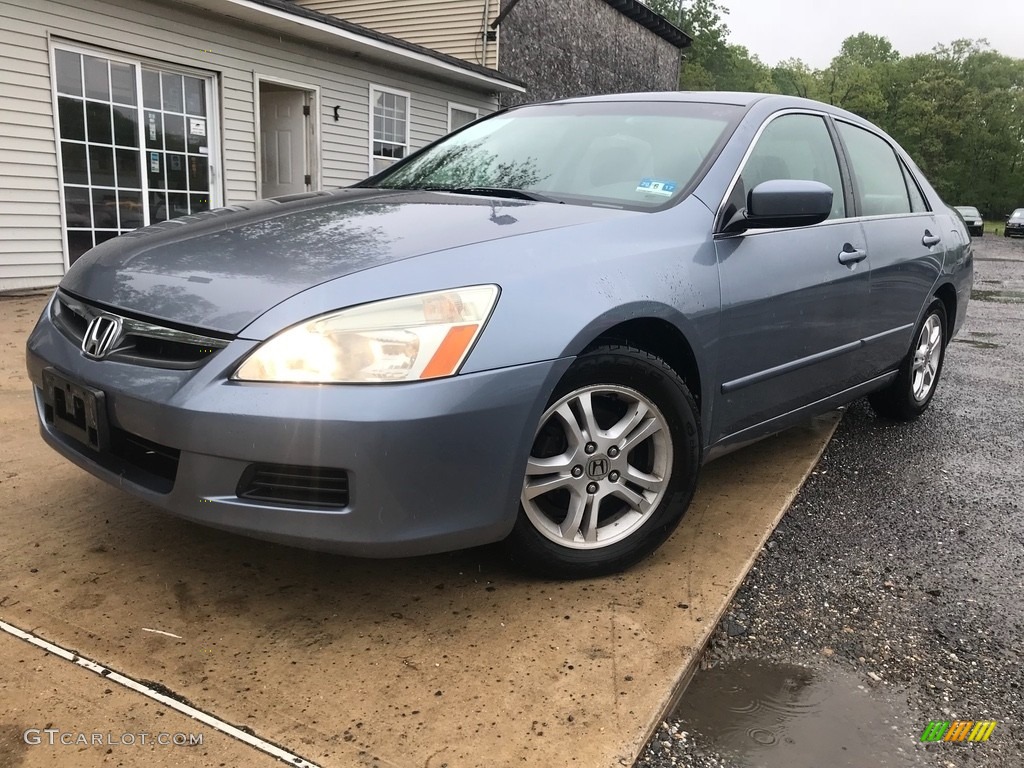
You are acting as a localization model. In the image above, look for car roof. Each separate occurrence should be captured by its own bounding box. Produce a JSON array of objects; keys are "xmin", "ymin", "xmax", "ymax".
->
[
  {"xmin": 558, "ymin": 91, "xmax": 769, "ymax": 107},
  {"xmin": 545, "ymin": 91, "xmax": 875, "ymax": 125}
]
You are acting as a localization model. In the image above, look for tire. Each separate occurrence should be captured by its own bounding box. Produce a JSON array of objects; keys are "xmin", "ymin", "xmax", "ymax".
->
[
  {"xmin": 505, "ymin": 344, "xmax": 701, "ymax": 578},
  {"xmin": 868, "ymin": 300, "xmax": 947, "ymax": 421}
]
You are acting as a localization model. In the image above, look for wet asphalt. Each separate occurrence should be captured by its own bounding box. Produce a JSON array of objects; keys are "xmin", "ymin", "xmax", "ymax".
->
[{"xmin": 636, "ymin": 234, "xmax": 1024, "ymax": 767}]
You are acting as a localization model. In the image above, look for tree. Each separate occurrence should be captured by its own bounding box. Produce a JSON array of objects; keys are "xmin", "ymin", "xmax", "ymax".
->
[
  {"xmin": 642, "ymin": 1, "xmax": 1024, "ymax": 215},
  {"xmin": 643, "ymin": 0, "xmax": 773, "ymax": 92},
  {"xmin": 770, "ymin": 34, "xmax": 1024, "ymax": 217}
]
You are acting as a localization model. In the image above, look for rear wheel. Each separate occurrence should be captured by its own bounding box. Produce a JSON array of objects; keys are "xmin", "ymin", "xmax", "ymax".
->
[
  {"xmin": 868, "ymin": 300, "xmax": 947, "ymax": 421},
  {"xmin": 505, "ymin": 344, "xmax": 701, "ymax": 578}
]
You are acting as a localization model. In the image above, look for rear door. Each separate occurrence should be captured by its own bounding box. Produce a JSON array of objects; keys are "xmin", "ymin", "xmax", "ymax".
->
[
  {"xmin": 712, "ymin": 112, "xmax": 870, "ymax": 443},
  {"xmin": 834, "ymin": 121, "xmax": 942, "ymax": 376}
]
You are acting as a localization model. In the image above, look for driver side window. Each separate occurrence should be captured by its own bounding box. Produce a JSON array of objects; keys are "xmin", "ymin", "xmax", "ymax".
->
[{"xmin": 731, "ymin": 114, "xmax": 846, "ymax": 221}]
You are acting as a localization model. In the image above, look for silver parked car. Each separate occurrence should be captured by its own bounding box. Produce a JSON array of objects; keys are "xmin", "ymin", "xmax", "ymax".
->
[
  {"xmin": 954, "ymin": 205, "xmax": 984, "ymax": 237},
  {"xmin": 26, "ymin": 93, "xmax": 974, "ymax": 577}
]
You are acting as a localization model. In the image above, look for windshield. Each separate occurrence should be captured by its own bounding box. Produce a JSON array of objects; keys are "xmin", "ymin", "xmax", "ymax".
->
[
  {"xmin": 1011, "ymin": 209, "xmax": 1024, "ymax": 221},
  {"xmin": 369, "ymin": 100, "xmax": 742, "ymax": 210},
  {"xmin": 956, "ymin": 206, "xmax": 980, "ymax": 217}
]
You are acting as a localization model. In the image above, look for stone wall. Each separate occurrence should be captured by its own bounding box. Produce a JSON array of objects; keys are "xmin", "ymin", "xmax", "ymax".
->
[{"xmin": 497, "ymin": 0, "xmax": 682, "ymax": 107}]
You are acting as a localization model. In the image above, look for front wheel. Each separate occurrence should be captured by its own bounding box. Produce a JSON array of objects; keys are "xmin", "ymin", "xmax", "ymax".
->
[
  {"xmin": 505, "ymin": 344, "xmax": 701, "ymax": 578},
  {"xmin": 868, "ymin": 300, "xmax": 947, "ymax": 421}
]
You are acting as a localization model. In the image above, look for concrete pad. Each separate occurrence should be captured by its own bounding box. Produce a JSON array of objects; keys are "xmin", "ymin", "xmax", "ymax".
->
[
  {"xmin": 0, "ymin": 631, "xmax": 277, "ymax": 767},
  {"xmin": 1, "ymin": 296, "xmax": 839, "ymax": 767}
]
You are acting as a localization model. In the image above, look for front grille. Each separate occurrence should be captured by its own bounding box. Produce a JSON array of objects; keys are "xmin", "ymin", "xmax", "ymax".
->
[
  {"xmin": 119, "ymin": 335, "xmax": 220, "ymax": 366},
  {"xmin": 236, "ymin": 464, "xmax": 350, "ymax": 508},
  {"xmin": 52, "ymin": 291, "xmax": 229, "ymax": 369}
]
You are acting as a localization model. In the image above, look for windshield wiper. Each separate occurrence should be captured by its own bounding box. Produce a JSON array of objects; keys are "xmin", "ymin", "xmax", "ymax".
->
[{"xmin": 405, "ymin": 185, "xmax": 563, "ymax": 204}]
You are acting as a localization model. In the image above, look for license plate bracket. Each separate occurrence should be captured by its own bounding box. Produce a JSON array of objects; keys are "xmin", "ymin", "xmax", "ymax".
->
[{"xmin": 42, "ymin": 368, "xmax": 109, "ymax": 452}]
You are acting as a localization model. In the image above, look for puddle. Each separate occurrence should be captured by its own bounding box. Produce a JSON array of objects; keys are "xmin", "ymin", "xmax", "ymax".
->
[
  {"xmin": 953, "ymin": 339, "xmax": 1001, "ymax": 349},
  {"xmin": 971, "ymin": 289, "xmax": 1024, "ymax": 303},
  {"xmin": 673, "ymin": 661, "xmax": 922, "ymax": 767}
]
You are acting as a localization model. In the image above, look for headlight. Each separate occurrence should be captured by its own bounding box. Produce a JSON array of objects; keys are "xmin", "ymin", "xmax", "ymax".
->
[{"xmin": 234, "ymin": 285, "xmax": 499, "ymax": 383}]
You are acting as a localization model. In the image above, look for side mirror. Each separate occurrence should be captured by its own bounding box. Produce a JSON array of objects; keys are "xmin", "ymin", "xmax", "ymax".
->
[{"xmin": 723, "ymin": 180, "xmax": 834, "ymax": 234}]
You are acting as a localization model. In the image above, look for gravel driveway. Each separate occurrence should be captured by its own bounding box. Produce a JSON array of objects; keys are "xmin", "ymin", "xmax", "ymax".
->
[{"xmin": 637, "ymin": 234, "xmax": 1024, "ymax": 768}]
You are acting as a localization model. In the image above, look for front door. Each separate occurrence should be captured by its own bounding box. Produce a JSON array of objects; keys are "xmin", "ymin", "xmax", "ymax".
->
[
  {"xmin": 712, "ymin": 112, "xmax": 871, "ymax": 443},
  {"xmin": 259, "ymin": 84, "xmax": 312, "ymax": 198}
]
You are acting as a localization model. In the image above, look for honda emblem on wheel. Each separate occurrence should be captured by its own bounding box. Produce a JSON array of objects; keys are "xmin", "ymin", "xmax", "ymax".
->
[{"xmin": 81, "ymin": 315, "xmax": 122, "ymax": 359}]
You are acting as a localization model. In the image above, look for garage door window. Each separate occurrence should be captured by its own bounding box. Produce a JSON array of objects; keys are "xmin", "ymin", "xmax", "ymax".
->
[{"xmin": 53, "ymin": 45, "xmax": 217, "ymax": 265}]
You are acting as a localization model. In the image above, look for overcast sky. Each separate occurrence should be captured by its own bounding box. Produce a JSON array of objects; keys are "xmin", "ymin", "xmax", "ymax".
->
[{"xmin": 713, "ymin": 0, "xmax": 1024, "ymax": 68}]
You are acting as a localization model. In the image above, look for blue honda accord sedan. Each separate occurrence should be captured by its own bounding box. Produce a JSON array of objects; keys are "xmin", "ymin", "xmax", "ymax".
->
[{"xmin": 26, "ymin": 92, "xmax": 973, "ymax": 577}]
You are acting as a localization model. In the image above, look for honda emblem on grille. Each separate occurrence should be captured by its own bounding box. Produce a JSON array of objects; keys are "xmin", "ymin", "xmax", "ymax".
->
[{"xmin": 81, "ymin": 314, "xmax": 122, "ymax": 359}]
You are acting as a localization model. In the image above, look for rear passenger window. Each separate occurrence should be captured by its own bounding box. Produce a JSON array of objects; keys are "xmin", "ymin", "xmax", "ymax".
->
[
  {"xmin": 735, "ymin": 114, "xmax": 846, "ymax": 220},
  {"xmin": 837, "ymin": 122, "xmax": 912, "ymax": 216}
]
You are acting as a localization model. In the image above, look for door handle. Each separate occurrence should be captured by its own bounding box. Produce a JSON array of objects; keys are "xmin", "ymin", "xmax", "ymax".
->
[
  {"xmin": 922, "ymin": 231, "xmax": 942, "ymax": 247},
  {"xmin": 838, "ymin": 245, "xmax": 867, "ymax": 265}
]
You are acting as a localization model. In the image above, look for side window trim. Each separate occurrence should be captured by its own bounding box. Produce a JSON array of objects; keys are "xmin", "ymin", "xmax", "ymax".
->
[{"xmin": 823, "ymin": 114, "xmax": 859, "ymax": 218}]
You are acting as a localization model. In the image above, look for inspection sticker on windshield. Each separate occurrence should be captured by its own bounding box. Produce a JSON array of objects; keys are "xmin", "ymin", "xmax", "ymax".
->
[{"xmin": 636, "ymin": 178, "xmax": 677, "ymax": 196}]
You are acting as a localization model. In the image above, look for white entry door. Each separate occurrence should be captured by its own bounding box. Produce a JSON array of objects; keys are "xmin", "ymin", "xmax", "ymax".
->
[{"xmin": 259, "ymin": 86, "xmax": 311, "ymax": 197}]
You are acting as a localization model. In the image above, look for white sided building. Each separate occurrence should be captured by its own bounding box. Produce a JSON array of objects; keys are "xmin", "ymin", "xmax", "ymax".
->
[{"xmin": 0, "ymin": 0, "xmax": 522, "ymax": 291}]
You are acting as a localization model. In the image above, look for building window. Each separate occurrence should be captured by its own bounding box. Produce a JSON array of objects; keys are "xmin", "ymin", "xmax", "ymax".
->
[
  {"xmin": 370, "ymin": 86, "xmax": 409, "ymax": 174},
  {"xmin": 448, "ymin": 103, "xmax": 479, "ymax": 133},
  {"xmin": 52, "ymin": 45, "xmax": 217, "ymax": 265}
]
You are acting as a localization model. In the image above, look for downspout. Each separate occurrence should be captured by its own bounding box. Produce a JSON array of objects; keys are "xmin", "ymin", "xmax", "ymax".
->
[{"xmin": 481, "ymin": 0, "xmax": 491, "ymax": 66}]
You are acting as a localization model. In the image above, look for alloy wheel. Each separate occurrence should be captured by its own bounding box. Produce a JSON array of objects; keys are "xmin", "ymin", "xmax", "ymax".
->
[
  {"xmin": 521, "ymin": 384, "xmax": 673, "ymax": 550},
  {"xmin": 911, "ymin": 314, "xmax": 943, "ymax": 402}
]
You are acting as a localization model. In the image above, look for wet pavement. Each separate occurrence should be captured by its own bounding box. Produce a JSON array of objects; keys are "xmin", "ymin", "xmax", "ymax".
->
[
  {"xmin": 637, "ymin": 235, "xmax": 1024, "ymax": 766},
  {"xmin": 0, "ymin": 292, "xmax": 839, "ymax": 767},
  {"xmin": 672, "ymin": 660, "xmax": 918, "ymax": 768}
]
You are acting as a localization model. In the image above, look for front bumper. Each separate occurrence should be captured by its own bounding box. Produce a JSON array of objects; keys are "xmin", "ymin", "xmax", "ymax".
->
[
  {"xmin": 26, "ymin": 306, "xmax": 569, "ymax": 556},
  {"xmin": 1005, "ymin": 224, "xmax": 1024, "ymax": 238}
]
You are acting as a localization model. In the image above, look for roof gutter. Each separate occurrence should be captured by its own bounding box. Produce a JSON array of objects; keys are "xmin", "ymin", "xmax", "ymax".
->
[{"xmin": 179, "ymin": 0, "xmax": 525, "ymax": 93}]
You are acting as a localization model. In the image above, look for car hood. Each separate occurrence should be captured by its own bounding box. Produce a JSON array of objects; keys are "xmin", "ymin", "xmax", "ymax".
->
[{"xmin": 61, "ymin": 188, "xmax": 636, "ymax": 335}]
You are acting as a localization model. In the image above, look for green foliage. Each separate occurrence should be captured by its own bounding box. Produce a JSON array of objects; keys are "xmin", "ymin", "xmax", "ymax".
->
[
  {"xmin": 766, "ymin": 35, "xmax": 1024, "ymax": 217},
  {"xmin": 644, "ymin": 0, "xmax": 775, "ymax": 92},
  {"xmin": 643, "ymin": 0, "xmax": 1024, "ymax": 216}
]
